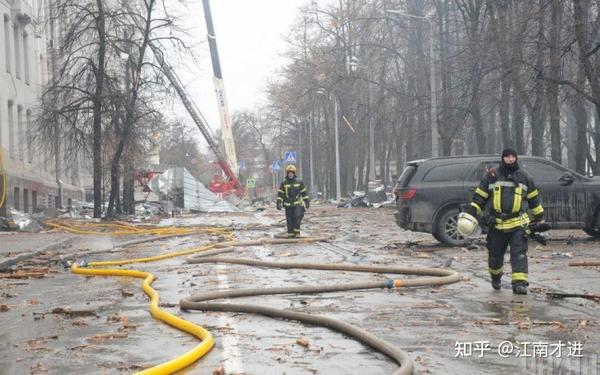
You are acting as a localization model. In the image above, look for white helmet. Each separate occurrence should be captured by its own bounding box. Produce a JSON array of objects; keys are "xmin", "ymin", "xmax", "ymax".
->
[{"xmin": 457, "ymin": 212, "xmax": 480, "ymax": 238}]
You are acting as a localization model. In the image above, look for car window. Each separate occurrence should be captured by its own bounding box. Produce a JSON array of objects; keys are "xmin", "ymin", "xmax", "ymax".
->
[
  {"xmin": 422, "ymin": 163, "xmax": 468, "ymax": 182},
  {"xmin": 396, "ymin": 165, "xmax": 417, "ymax": 187},
  {"xmin": 520, "ymin": 160, "xmax": 567, "ymax": 182},
  {"xmin": 469, "ymin": 161, "xmax": 499, "ymax": 181}
]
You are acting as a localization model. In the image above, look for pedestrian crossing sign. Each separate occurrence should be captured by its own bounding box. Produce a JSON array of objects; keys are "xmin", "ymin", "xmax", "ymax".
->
[
  {"xmin": 284, "ymin": 151, "xmax": 296, "ymax": 163},
  {"xmin": 272, "ymin": 160, "xmax": 282, "ymax": 171}
]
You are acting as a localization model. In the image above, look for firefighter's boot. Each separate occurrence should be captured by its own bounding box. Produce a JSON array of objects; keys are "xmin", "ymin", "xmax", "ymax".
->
[{"xmin": 491, "ymin": 275, "xmax": 502, "ymax": 291}]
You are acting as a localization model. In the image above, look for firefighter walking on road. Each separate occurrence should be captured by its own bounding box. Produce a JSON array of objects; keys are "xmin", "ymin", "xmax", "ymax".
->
[
  {"xmin": 466, "ymin": 148, "xmax": 545, "ymax": 295},
  {"xmin": 277, "ymin": 165, "xmax": 310, "ymax": 238}
]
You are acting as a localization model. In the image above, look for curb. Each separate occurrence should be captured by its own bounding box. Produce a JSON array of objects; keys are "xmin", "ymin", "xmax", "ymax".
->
[{"xmin": 0, "ymin": 237, "xmax": 78, "ymax": 271}]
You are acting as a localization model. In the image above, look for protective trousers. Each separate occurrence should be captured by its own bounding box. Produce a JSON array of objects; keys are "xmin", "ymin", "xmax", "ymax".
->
[
  {"xmin": 486, "ymin": 227, "xmax": 529, "ymax": 286},
  {"xmin": 285, "ymin": 206, "xmax": 305, "ymax": 237}
]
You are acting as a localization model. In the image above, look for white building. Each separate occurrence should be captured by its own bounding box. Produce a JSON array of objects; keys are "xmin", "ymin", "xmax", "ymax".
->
[{"xmin": 0, "ymin": 0, "xmax": 84, "ymax": 217}]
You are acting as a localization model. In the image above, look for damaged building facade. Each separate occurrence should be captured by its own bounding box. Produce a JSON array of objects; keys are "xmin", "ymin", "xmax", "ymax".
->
[{"xmin": 0, "ymin": 0, "xmax": 84, "ymax": 217}]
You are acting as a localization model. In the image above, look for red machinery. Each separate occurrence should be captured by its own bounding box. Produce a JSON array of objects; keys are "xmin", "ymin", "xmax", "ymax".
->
[{"xmin": 149, "ymin": 43, "xmax": 245, "ymax": 198}]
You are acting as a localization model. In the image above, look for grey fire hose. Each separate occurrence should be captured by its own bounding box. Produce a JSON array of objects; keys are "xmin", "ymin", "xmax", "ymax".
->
[{"xmin": 181, "ymin": 253, "xmax": 462, "ymax": 375}]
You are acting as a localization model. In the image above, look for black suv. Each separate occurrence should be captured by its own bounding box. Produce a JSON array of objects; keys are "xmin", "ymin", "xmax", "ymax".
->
[{"xmin": 394, "ymin": 155, "xmax": 600, "ymax": 246}]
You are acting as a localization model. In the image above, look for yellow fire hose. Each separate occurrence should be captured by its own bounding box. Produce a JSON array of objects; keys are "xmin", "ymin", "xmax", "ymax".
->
[
  {"xmin": 66, "ymin": 222, "xmax": 236, "ymax": 375},
  {"xmin": 46, "ymin": 219, "xmax": 223, "ymax": 237},
  {"xmin": 60, "ymin": 217, "xmax": 461, "ymax": 375},
  {"xmin": 63, "ymin": 220, "xmax": 331, "ymax": 374}
]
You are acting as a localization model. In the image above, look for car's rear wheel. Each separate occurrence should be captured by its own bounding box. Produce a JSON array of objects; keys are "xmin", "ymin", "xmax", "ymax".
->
[{"xmin": 435, "ymin": 208, "xmax": 467, "ymax": 246}]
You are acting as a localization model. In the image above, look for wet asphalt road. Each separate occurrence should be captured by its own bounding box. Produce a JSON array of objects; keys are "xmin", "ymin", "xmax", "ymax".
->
[{"xmin": 1, "ymin": 206, "xmax": 599, "ymax": 374}]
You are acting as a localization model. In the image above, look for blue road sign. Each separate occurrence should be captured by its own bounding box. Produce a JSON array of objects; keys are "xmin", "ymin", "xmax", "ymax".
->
[
  {"xmin": 238, "ymin": 160, "xmax": 246, "ymax": 170},
  {"xmin": 284, "ymin": 151, "xmax": 297, "ymax": 163},
  {"xmin": 272, "ymin": 160, "xmax": 282, "ymax": 171}
]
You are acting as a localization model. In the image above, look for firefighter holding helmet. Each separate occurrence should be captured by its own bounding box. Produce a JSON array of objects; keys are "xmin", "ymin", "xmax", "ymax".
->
[
  {"xmin": 277, "ymin": 165, "xmax": 310, "ymax": 238},
  {"xmin": 459, "ymin": 148, "xmax": 545, "ymax": 295}
]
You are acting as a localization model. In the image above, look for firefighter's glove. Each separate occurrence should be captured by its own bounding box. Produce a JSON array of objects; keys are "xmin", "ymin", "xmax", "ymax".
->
[
  {"xmin": 305, "ymin": 201, "xmax": 310, "ymax": 210},
  {"xmin": 276, "ymin": 202, "xmax": 282, "ymax": 210},
  {"xmin": 530, "ymin": 221, "xmax": 551, "ymax": 233},
  {"xmin": 461, "ymin": 204, "xmax": 478, "ymax": 218}
]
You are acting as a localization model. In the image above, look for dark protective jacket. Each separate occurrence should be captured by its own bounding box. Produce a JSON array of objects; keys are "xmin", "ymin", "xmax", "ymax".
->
[
  {"xmin": 470, "ymin": 164, "xmax": 544, "ymax": 231},
  {"xmin": 277, "ymin": 177, "xmax": 309, "ymax": 207}
]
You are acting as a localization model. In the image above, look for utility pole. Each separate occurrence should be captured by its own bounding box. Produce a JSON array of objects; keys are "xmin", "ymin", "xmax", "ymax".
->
[
  {"xmin": 309, "ymin": 112, "xmax": 315, "ymax": 198},
  {"xmin": 368, "ymin": 72, "xmax": 376, "ymax": 182},
  {"xmin": 334, "ymin": 94, "xmax": 341, "ymax": 201},
  {"xmin": 428, "ymin": 19, "xmax": 439, "ymax": 157}
]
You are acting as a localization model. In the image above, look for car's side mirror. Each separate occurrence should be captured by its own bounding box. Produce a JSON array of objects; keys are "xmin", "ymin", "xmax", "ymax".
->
[{"xmin": 559, "ymin": 172, "xmax": 574, "ymax": 186}]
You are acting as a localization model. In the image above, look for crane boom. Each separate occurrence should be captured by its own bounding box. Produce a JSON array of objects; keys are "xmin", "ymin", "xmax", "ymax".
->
[
  {"xmin": 201, "ymin": 0, "xmax": 239, "ymax": 177},
  {"xmin": 149, "ymin": 42, "xmax": 244, "ymax": 196}
]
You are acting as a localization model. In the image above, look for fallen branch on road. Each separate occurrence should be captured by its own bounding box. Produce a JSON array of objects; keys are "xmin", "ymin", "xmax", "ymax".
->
[{"xmin": 568, "ymin": 260, "xmax": 600, "ymax": 267}]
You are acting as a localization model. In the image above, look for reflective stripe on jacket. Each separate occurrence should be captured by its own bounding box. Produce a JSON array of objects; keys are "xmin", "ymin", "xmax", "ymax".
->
[
  {"xmin": 277, "ymin": 177, "xmax": 309, "ymax": 207},
  {"xmin": 470, "ymin": 167, "xmax": 544, "ymax": 231}
]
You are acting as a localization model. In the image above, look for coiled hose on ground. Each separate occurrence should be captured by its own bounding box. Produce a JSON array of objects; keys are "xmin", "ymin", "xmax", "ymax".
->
[
  {"xmin": 62, "ymin": 220, "xmax": 332, "ymax": 374},
  {"xmin": 182, "ymin": 252, "xmax": 462, "ymax": 375},
  {"xmin": 58, "ymin": 218, "xmax": 462, "ymax": 375}
]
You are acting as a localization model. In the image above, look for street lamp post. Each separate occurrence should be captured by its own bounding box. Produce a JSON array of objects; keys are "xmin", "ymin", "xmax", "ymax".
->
[
  {"xmin": 334, "ymin": 94, "xmax": 341, "ymax": 201},
  {"xmin": 309, "ymin": 113, "xmax": 315, "ymax": 198},
  {"xmin": 386, "ymin": 10, "xmax": 439, "ymax": 158},
  {"xmin": 316, "ymin": 88, "xmax": 341, "ymax": 201}
]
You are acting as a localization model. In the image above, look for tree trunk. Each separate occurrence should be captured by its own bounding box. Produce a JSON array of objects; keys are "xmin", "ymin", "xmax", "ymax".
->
[
  {"xmin": 512, "ymin": 91, "xmax": 525, "ymax": 153},
  {"xmin": 547, "ymin": 0, "xmax": 563, "ymax": 163},
  {"xmin": 92, "ymin": 0, "xmax": 106, "ymax": 218},
  {"xmin": 573, "ymin": 0, "xmax": 600, "ymax": 173},
  {"xmin": 499, "ymin": 72, "xmax": 512, "ymax": 148},
  {"xmin": 122, "ymin": 156, "xmax": 135, "ymax": 214},
  {"xmin": 530, "ymin": 0, "xmax": 546, "ymax": 157},
  {"xmin": 107, "ymin": 0, "xmax": 155, "ymax": 217}
]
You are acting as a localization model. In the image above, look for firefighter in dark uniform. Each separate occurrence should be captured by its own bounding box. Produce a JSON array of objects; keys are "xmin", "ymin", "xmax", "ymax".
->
[
  {"xmin": 469, "ymin": 148, "xmax": 545, "ymax": 295},
  {"xmin": 276, "ymin": 165, "xmax": 310, "ymax": 238}
]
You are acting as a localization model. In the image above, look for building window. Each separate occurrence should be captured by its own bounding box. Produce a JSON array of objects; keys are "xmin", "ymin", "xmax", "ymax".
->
[
  {"xmin": 13, "ymin": 24, "xmax": 20, "ymax": 79},
  {"xmin": 14, "ymin": 187, "xmax": 20, "ymax": 210},
  {"xmin": 32, "ymin": 190, "xmax": 38, "ymax": 212},
  {"xmin": 8, "ymin": 100, "xmax": 14, "ymax": 158},
  {"xmin": 26, "ymin": 109, "xmax": 32, "ymax": 163},
  {"xmin": 3, "ymin": 15, "xmax": 10, "ymax": 73},
  {"xmin": 17, "ymin": 105, "xmax": 23, "ymax": 161},
  {"xmin": 23, "ymin": 30, "xmax": 29, "ymax": 84},
  {"xmin": 23, "ymin": 188, "xmax": 29, "ymax": 213}
]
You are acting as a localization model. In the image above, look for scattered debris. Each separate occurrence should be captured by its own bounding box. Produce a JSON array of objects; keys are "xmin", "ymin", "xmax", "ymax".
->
[
  {"xmin": 547, "ymin": 292, "xmax": 600, "ymax": 303},
  {"xmin": 23, "ymin": 338, "xmax": 51, "ymax": 353},
  {"xmin": 212, "ymin": 366, "xmax": 225, "ymax": 375},
  {"xmin": 474, "ymin": 319, "xmax": 509, "ymax": 326},
  {"xmin": 159, "ymin": 302, "xmax": 177, "ymax": 308},
  {"xmin": 0, "ymin": 268, "xmax": 53, "ymax": 279},
  {"xmin": 4, "ymin": 209, "xmax": 44, "ymax": 232},
  {"xmin": 50, "ymin": 306, "xmax": 97, "ymax": 318},
  {"xmin": 296, "ymin": 338, "xmax": 310, "ymax": 348},
  {"xmin": 30, "ymin": 362, "xmax": 48, "ymax": 374},
  {"xmin": 551, "ymin": 252, "xmax": 573, "ymax": 258},
  {"xmin": 569, "ymin": 260, "xmax": 600, "ymax": 267},
  {"xmin": 86, "ymin": 332, "xmax": 128, "ymax": 343},
  {"xmin": 0, "ymin": 304, "xmax": 9, "ymax": 312}
]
